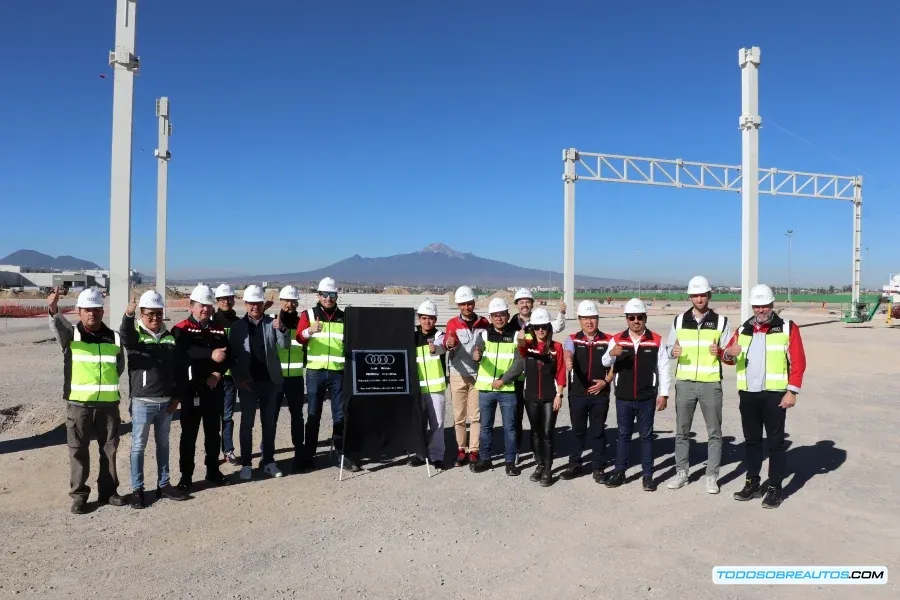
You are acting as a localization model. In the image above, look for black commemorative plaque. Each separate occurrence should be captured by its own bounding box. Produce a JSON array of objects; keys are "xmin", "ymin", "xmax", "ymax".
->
[{"xmin": 351, "ymin": 349, "xmax": 410, "ymax": 396}]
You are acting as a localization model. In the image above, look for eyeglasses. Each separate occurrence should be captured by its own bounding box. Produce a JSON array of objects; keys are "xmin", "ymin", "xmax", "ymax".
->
[
  {"xmin": 142, "ymin": 311, "xmax": 163, "ymax": 319},
  {"xmin": 627, "ymin": 315, "xmax": 646, "ymax": 321},
  {"xmin": 320, "ymin": 292, "xmax": 338, "ymax": 300}
]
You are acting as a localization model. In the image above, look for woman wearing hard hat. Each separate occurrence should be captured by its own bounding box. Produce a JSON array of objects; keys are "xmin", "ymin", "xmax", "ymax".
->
[
  {"xmin": 514, "ymin": 307, "xmax": 566, "ymax": 486},
  {"xmin": 602, "ymin": 298, "xmax": 670, "ymax": 491}
]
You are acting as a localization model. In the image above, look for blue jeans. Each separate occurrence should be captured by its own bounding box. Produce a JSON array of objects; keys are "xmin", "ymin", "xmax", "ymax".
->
[
  {"xmin": 305, "ymin": 369, "xmax": 345, "ymax": 457},
  {"xmin": 129, "ymin": 398, "xmax": 173, "ymax": 490},
  {"xmin": 615, "ymin": 398, "xmax": 656, "ymax": 477},
  {"xmin": 239, "ymin": 381, "xmax": 280, "ymax": 466},
  {"xmin": 478, "ymin": 391, "xmax": 517, "ymax": 464},
  {"xmin": 221, "ymin": 376, "xmax": 236, "ymax": 454}
]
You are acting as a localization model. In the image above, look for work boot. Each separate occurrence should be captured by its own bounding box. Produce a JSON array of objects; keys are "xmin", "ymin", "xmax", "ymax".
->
[
  {"xmin": 70, "ymin": 497, "xmax": 88, "ymax": 515},
  {"xmin": 455, "ymin": 448, "xmax": 468, "ymax": 467},
  {"xmin": 505, "ymin": 462, "xmax": 520, "ymax": 476},
  {"xmin": 130, "ymin": 489, "xmax": 146, "ymax": 510},
  {"xmin": 667, "ymin": 469, "xmax": 689, "ymax": 490},
  {"xmin": 733, "ymin": 476, "xmax": 763, "ymax": 501},
  {"xmin": 605, "ymin": 469, "xmax": 625, "ymax": 488},
  {"xmin": 99, "ymin": 493, "xmax": 127, "ymax": 507},
  {"xmin": 642, "ymin": 476, "xmax": 657, "ymax": 492},
  {"xmin": 559, "ymin": 463, "xmax": 581, "ymax": 480},
  {"xmin": 156, "ymin": 485, "xmax": 187, "ymax": 501},
  {"xmin": 529, "ymin": 464, "xmax": 545, "ymax": 482},
  {"xmin": 761, "ymin": 484, "xmax": 783, "ymax": 509},
  {"xmin": 472, "ymin": 459, "xmax": 492, "ymax": 473},
  {"xmin": 540, "ymin": 461, "xmax": 553, "ymax": 487},
  {"xmin": 592, "ymin": 468, "xmax": 608, "ymax": 484}
]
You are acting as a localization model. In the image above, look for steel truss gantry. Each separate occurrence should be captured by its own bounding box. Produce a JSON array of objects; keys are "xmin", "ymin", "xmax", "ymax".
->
[{"xmin": 562, "ymin": 47, "xmax": 863, "ymax": 323}]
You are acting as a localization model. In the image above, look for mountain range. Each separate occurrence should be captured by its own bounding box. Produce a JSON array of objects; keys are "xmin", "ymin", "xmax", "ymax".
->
[
  {"xmin": 208, "ymin": 243, "xmax": 640, "ymax": 288},
  {"xmin": 0, "ymin": 250, "xmax": 102, "ymax": 271}
]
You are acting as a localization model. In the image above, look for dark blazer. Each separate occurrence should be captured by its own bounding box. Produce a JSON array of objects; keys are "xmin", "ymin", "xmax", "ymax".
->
[{"xmin": 228, "ymin": 314, "xmax": 289, "ymax": 386}]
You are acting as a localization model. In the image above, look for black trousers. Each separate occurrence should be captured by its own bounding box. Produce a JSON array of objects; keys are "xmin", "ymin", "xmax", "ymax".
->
[
  {"xmin": 568, "ymin": 394, "xmax": 610, "ymax": 469},
  {"xmin": 273, "ymin": 376, "xmax": 306, "ymax": 459},
  {"xmin": 738, "ymin": 390, "xmax": 787, "ymax": 486},
  {"xmin": 514, "ymin": 379, "xmax": 528, "ymax": 453},
  {"xmin": 525, "ymin": 399, "xmax": 558, "ymax": 467},
  {"xmin": 179, "ymin": 381, "xmax": 223, "ymax": 479}
]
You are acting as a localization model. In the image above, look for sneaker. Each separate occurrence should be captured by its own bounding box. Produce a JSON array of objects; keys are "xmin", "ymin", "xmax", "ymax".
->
[
  {"xmin": 472, "ymin": 459, "xmax": 492, "ymax": 473},
  {"xmin": 156, "ymin": 485, "xmax": 187, "ymax": 501},
  {"xmin": 642, "ymin": 476, "xmax": 657, "ymax": 492},
  {"xmin": 205, "ymin": 470, "xmax": 231, "ymax": 486},
  {"xmin": 559, "ymin": 463, "xmax": 581, "ymax": 480},
  {"xmin": 130, "ymin": 489, "xmax": 146, "ymax": 510},
  {"xmin": 761, "ymin": 485, "xmax": 782, "ymax": 509},
  {"xmin": 705, "ymin": 475, "xmax": 720, "ymax": 494},
  {"xmin": 667, "ymin": 469, "xmax": 689, "ymax": 490},
  {"xmin": 733, "ymin": 476, "xmax": 763, "ymax": 501},
  {"xmin": 176, "ymin": 477, "xmax": 192, "ymax": 492},
  {"xmin": 224, "ymin": 451, "xmax": 238, "ymax": 465},
  {"xmin": 407, "ymin": 456, "xmax": 425, "ymax": 467},
  {"xmin": 70, "ymin": 497, "xmax": 88, "ymax": 515},
  {"xmin": 455, "ymin": 448, "xmax": 468, "ymax": 467},
  {"xmin": 529, "ymin": 465, "xmax": 545, "ymax": 482},
  {"xmin": 605, "ymin": 469, "xmax": 625, "ymax": 488},
  {"xmin": 505, "ymin": 462, "xmax": 521, "ymax": 476},
  {"xmin": 239, "ymin": 466, "xmax": 252, "ymax": 481},
  {"xmin": 343, "ymin": 457, "xmax": 362, "ymax": 472},
  {"xmin": 467, "ymin": 452, "xmax": 480, "ymax": 472},
  {"xmin": 592, "ymin": 469, "xmax": 608, "ymax": 484},
  {"xmin": 263, "ymin": 463, "xmax": 283, "ymax": 478}
]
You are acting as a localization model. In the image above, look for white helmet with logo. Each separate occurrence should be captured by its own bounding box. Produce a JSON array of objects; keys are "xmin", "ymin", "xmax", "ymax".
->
[
  {"xmin": 454, "ymin": 286, "xmax": 475, "ymax": 304},
  {"xmin": 214, "ymin": 283, "xmax": 235, "ymax": 298},
  {"xmin": 577, "ymin": 300, "xmax": 599, "ymax": 317},
  {"xmin": 417, "ymin": 300, "xmax": 438, "ymax": 317},
  {"xmin": 139, "ymin": 290, "xmax": 165, "ymax": 310},
  {"xmin": 488, "ymin": 297, "xmax": 509, "ymax": 314},
  {"xmin": 687, "ymin": 276, "xmax": 712, "ymax": 295},
  {"xmin": 317, "ymin": 277, "xmax": 338, "ymax": 293},
  {"xmin": 243, "ymin": 285, "xmax": 266, "ymax": 303},
  {"xmin": 513, "ymin": 288, "xmax": 533, "ymax": 302},
  {"xmin": 279, "ymin": 285, "xmax": 300, "ymax": 301},
  {"xmin": 76, "ymin": 288, "xmax": 104, "ymax": 309},
  {"xmin": 530, "ymin": 307, "xmax": 552, "ymax": 325},
  {"xmin": 749, "ymin": 284, "xmax": 775, "ymax": 306},
  {"xmin": 624, "ymin": 298, "xmax": 647, "ymax": 314},
  {"xmin": 190, "ymin": 284, "xmax": 216, "ymax": 306}
]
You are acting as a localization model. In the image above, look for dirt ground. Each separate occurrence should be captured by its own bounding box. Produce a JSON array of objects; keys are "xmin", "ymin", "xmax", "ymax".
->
[{"xmin": 0, "ymin": 306, "xmax": 897, "ymax": 599}]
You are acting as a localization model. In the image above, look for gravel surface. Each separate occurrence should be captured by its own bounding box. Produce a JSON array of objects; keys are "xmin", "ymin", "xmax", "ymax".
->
[{"xmin": 0, "ymin": 308, "xmax": 897, "ymax": 599}]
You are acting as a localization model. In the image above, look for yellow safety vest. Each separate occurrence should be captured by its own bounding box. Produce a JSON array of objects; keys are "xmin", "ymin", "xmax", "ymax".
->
[
  {"xmin": 475, "ymin": 330, "xmax": 517, "ymax": 392},
  {"xmin": 735, "ymin": 320, "xmax": 791, "ymax": 391},
  {"xmin": 305, "ymin": 308, "xmax": 345, "ymax": 371},
  {"xmin": 674, "ymin": 311, "xmax": 726, "ymax": 383},
  {"xmin": 68, "ymin": 328, "xmax": 121, "ymax": 403},
  {"xmin": 416, "ymin": 338, "xmax": 446, "ymax": 393},
  {"xmin": 278, "ymin": 327, "xmax": 306, "ymax": 378}
]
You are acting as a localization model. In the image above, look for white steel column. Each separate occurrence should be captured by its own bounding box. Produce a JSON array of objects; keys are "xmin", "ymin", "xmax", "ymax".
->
[
  {"xmin": 108, "ymin": 0, "xmax": 139, "ymax": 330},
  {"xmin": 852, "ymin": 177, "xmax": 863, "ymax": 306},
  {"xmin": 155, "ymin": 97, "xmax": 171, "ymax": 308},
  {"xmin": 563, "ymin": 148, "xmax": 577, "ymax": 317},
  {"xmin": 739, "ymin": 46, "xmax": 761, "ymax": 324}
]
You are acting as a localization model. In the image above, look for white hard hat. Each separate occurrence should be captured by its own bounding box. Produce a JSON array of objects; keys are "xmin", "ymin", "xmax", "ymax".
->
[
  {"xmin": 454, "ymin": 286, "xmax": 475, "ymax": 304},
  {"xmin": 76, "ymin": 288, "xmax": 104, "ymax": 309},
  {"xmin": 138, "ymin": 290, "xmax": 165, "ymax": 310},
  {"xmin": 513, "ymin": 288, "xmax": 533, "ymax": 302},
  {"xmin": 749, "ymin": 284, "xmax": 775, "ymax": 306},
  {"xmin": 279, "ymin": 285, "xmax": 300, "ymax": 301},
  {"xmin": 243, "ymin": 285, "xmax": 266, "ymax": 303},
  {"xmin": 530, "ymin": 307, "xmax": 552, "ymax": 325},
  {"xmin": 687, "ymin": 275, "xmax": 712, "ymax": 295},
  {"xmin": 417, "ymin": 300, "xmax": 438, "ymax": 316},
  {"xmin": 624, "ymin": 298, "xmax": 647, "ymax": 314},
  {"xmin": 488, "ymin": 297, "xmax": 509, "ymax": 314},
  {"xmin": 189, "ymin": 285, "xmax": 216, "ymax": 306},
  {"xmin": 317, "ymin": 277, "xmax": 338, "ymax": 293},
  {"xmin": 577, "ymin": 300, "xmax": 599, "ymax": 317},
  {"xmin": 214, "ymin": 283, "xmax": 235, "ymax": 298}
]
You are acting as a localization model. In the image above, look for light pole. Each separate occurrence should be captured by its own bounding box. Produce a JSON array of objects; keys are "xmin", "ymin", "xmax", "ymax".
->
[{"xmin": 785, "ymin": 230, "xmax": 793, "ymax": 308}]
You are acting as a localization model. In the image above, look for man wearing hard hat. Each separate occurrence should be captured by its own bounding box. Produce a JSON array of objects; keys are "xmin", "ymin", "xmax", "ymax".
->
[
  {"xmin": 48, "ymin": 286, "xmax": 127, "ymax": 514},
  {"xmin": 120, "ymin": 290, "xmax": 186, "ymax": 508},
  {"xmin": 229, "ymin": 285, "xmax": 290, "ymax": 480},
  {"xmin": 560, "ymin": 300, "xmax": 615, "ymax": 483},
  {"xmin": 510, "ymin": 288, "xmax": 566, "ymax": 462},
  {"xmin": 270, "ymin": 285, "xmax": 307, "ymax": 473},
  {"xmin": 665, "ymin": 276, "xmax": 732, "ymax": 494},
  {"xmin": 602, "ymin": 298, "xmax": 670, "ymax": 491},
  {"xmin": 212, "ymin": 283, "xmax": 239, "ymax": 465},
  {"xmin": 443, "ymin": 286, "xmax": 489, "ymax": 468},
  {"xmin": 172, "ymin": 284, "xmax": 233, "ymax": 492},
  {"xmin": 720, "ymin": 283, "xmax": 806, "ymax": 509},
  {"xmin": 409, "ymin": 300, "xmax": 448, "ymax": 470},
  {"xmin": 296, "ymin": 277, "xmax": 352, "ymax": 470},
  {"xmin": 470, "ymin": 297, "xmax": 525, "ymax": 476}
]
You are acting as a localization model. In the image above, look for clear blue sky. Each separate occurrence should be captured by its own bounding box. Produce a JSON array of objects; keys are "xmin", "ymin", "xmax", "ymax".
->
[{"xmin": 1, "ymin": 0, "xmax": 896, "ymax": 287}]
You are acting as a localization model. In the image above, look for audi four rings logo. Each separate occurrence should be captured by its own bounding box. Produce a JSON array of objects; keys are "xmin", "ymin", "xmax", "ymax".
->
[{"xmin": 365, "ymin": 354, "xmax": 396, "ymax": 365}]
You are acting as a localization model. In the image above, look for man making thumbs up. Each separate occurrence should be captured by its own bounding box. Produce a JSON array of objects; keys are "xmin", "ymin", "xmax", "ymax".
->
[{"xmin": 665, "ymin": 276, "xmax": 731, "ymax": 495}]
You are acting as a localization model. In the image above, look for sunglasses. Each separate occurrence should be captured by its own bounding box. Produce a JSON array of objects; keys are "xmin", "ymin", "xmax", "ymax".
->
[
  {"xmin": 532, "ymin": 324, "xmax": 551, "ymax": 331},
  {"xmin": 627, "ymin": 315, "xmax": 646, "ymax": 321},
  {"xmin": 320, "ymin": 292, "xmax": 338, "ymax": 299}
]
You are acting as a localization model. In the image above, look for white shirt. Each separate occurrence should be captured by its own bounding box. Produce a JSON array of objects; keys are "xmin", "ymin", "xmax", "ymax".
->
[{"xmin": 601, "ymin": 329, "xmax": 672, "ymax": 397}]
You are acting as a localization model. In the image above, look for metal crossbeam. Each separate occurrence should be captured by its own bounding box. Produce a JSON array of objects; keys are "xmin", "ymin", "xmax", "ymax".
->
[{"xmin": 575, "ymin": 152, "xmax": 860, "ymax": 201}]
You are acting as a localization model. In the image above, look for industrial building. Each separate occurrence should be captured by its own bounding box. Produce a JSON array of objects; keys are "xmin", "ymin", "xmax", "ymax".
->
[{"xmin": 0, "ymin": 265, "xmax": 140, "ymax": 290}]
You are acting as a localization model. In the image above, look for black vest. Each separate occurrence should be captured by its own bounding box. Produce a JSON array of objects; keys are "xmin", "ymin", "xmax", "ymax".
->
[
  {"xmin": 612, "ymin": 329, "xmax": 662, "ymax": 401},
  {"xmin": 568, "ymin": 331, "xmax": 612, "ymax": 397},
  {"xmin": 523, "ymin": 343, "xmax": 559, "ymax": 402}
]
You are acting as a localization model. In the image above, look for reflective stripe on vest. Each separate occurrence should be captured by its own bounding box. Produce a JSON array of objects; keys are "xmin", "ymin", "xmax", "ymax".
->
[
  {"xmin": 475, "ymin": 339, "xmax": 516, "ymax": 392},
  {"xmin": 305, "ymin": 309, "xmax": 344, "ymax": 371},
  {"xmin": 136, "ymin": 324, "xmax": 176, "ymax": 346},
  {"xmin": 277, "ymin": 328, "xmax": 305, "ymax": 377},
  {"xmin": 735, "ymin": 320, "xmax": 790, "ymax": 391},
  {"xmin": 674, "ymin": 312, "xmax": 725, "ymax": 382},
  {"xmin": 69, "ymin": 329, "xmax": 121, "ymax": 403},
  {"xmin": 416, "ymin": 343, "xmax": 446, "ymax": 393}
]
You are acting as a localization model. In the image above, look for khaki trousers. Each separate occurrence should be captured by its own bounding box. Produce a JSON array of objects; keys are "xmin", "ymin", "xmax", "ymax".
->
[{"xmin": 450, "ymin": 371, "xmax": 480, "ymax": 451}]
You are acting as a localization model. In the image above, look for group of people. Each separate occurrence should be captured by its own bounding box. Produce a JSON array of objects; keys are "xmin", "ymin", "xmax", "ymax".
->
[{"xmin": 49, "ymin": 274, "xmax": 805, "ymax": 514}]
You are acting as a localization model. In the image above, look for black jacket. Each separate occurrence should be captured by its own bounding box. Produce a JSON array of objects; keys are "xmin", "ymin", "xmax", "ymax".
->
[
  {"xmin": 172, "ymin": 316, "xmax": 231, "ymax": 397},
  {"xmin": 119, "ymin": 314, "xmax": 178, "ymax": 400}
]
